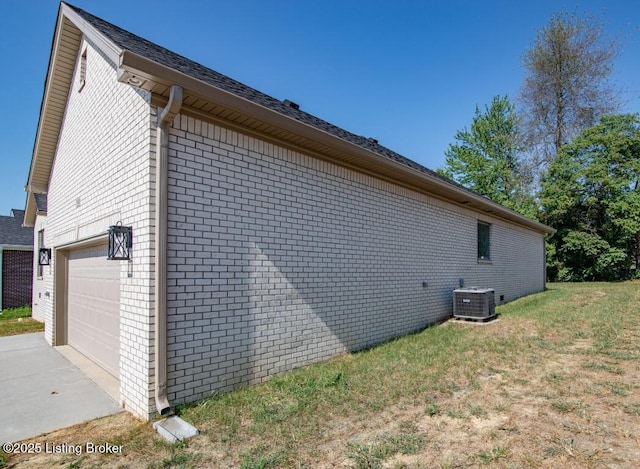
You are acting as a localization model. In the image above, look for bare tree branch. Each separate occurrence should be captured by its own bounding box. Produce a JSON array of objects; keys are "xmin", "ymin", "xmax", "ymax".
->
[{"xmin": 519, "ymin": 12, "xmax": 620, "ymax": 168}]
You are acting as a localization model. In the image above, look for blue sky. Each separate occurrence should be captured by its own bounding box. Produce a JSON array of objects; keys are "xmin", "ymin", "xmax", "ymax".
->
[{"xmin": 0, "ymin": 0, "xmax": 638, "ymax": 215}]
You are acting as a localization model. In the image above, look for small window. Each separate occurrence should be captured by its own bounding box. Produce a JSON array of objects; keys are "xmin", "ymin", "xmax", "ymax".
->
[
  {"xmin": 78, "ymin": 47, "xmax": 87, "ymax": 92},
  {"xmin": 477, "ymin": 222, "xmax": 490, "ymax": 260},
  {"xmin": 37, "ymin": 229, "xmax": 45, "ymax": 277}
]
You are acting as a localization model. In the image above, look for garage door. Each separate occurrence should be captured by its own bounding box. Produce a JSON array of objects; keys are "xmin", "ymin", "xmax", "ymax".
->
[{"xmin": 67, "ymin": 243, "xmax": 120, "ymax": 378}]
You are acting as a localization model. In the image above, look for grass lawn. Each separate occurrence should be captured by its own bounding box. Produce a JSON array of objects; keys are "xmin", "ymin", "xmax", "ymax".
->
[
  {"xmin": 0, "ymin": 306, "xmax": 43, "ymax": 336},
  {"xmin": 3, "ymin": 282, "xmax": 639, "ymax": 468}
]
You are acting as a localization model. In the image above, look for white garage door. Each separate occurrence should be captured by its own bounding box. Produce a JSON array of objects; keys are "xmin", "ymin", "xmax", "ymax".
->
[{"xmin": 67, "ymin": 243, "xmax": 120, "ymax": 378}]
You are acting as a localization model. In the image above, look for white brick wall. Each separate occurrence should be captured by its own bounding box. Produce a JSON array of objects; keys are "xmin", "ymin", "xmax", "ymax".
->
[
  {"xmin": 39, "ymin": 39, "xmax": 155, "ymax": 418},
  {"xmin": 165, "ymin": 115, "xmax": 546, "ymax": 405},
  {"xmin": 31, "ymin": 214, "xmax": 50, "ymax": 323},
  {"xmin": 35, "ymin": 36, "xmax": 546, "ymax": 419}
]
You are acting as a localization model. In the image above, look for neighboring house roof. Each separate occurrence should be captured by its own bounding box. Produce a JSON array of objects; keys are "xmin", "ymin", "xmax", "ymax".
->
[
  {"xmin": 24, "ymin": 2, "xmax": 555, "ymax": 234},
  {"xmin": 0, "ymin": 209, "xmax": 33, "ymax": 246},
  {"xmin": 34, "ymin": 193, "xmax": 48, "ymax": 214}
]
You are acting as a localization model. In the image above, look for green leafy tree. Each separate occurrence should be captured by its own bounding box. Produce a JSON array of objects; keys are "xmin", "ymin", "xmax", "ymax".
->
[
  {"xmin": 542, "ymin": 114, "xmax": 640, "ymax": 281},
  {"xmin": 520, "ymin": 12, "xmax": 619, "ymax": 166},
  {"xmin": 440, "ymin": 95, "xmax": 536, "ymax": 218}
]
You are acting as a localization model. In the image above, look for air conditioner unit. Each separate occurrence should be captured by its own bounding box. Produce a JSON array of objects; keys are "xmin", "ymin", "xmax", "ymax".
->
[{"xmin": 453, "ymin": 287, "xmax": 496, "ymax": 320}]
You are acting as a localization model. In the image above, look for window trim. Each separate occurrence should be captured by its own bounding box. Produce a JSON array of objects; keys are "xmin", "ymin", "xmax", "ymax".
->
[
  {"xmin": 37, "ymin": 229, "xmax": 45, "ymax": 277},
  {"xmin": 477, "ymin": 221, "xmax": 491, "ymax": 262}
]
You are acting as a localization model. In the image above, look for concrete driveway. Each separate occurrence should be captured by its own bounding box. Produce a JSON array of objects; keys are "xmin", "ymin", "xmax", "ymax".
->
[{"xmin": 0, "ymin": 333, "xmax": 121, "ymax": 444}]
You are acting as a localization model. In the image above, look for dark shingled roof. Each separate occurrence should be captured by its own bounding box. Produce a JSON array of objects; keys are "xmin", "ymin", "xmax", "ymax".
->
[
  {"xmin": 66, "ymin": 4, "xmax": 465, "ymax": 191},
  {"xmin": 0, "ymin": 209, "xmax": 33, "ymax": 246},
  {"xmin": 34, "ymin": 193, "xmax": 48, "ymax": 213}
]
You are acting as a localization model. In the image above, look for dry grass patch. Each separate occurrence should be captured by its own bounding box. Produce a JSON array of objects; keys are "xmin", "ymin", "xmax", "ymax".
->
[
  {"xmin": 0, "ymin": 306, "xmax": 43, "ymax": 336},
  {"xmin": 3, "ymin": 281, "xmax": 640, "ymax": 468}
]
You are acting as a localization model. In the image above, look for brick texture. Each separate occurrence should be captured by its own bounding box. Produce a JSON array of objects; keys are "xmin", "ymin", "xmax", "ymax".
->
[
  {"xmin": 35, "ymin": 34, "xmax": 547, "ymax": 420},
  {"xmin": 31, "ymin": 217, "xmax": 49, "ymax": 323},
  {"xmin": 2, "ymin": 250, "xmax": 33, "ymax": 309},
  {"xmin": 34, "ymin": 39, "xmax": 155, "ymax": 418},
  {"xmin": 165, "ymin": 115, "xmax": 546, "ymax": 406}
]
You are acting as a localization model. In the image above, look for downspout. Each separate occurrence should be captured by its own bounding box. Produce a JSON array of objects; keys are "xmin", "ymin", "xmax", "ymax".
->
[
  {"xmin": 155, "ymin": 84, "xmax": 183, "ymax": 415},
  {"xmin": 543, "ymin": 237, "xmax": 547, "ymax": 290}
]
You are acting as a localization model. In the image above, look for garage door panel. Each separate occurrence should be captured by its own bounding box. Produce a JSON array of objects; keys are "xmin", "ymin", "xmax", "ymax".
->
[{"xmin": 67, "ymin": 244, "xmax": 120, "ymax": 378}]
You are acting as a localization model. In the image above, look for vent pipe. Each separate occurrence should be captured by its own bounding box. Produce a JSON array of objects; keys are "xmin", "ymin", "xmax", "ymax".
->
[{"xmin": 282, "ymin": 99, "xmax": 300, "ymax": 110}]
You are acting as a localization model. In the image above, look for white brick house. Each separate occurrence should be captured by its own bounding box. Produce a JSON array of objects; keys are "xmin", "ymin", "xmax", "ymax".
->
[{"xmin": 24, "ymin": 3, "xmax": 554, "ymax": 419}]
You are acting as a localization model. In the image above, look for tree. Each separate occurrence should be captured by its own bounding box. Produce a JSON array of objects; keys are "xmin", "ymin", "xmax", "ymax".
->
[
  {"xmin": 542, "ymin": 114, "xmax": 640, "ymax": 281},
  {"xmin": 520, "ymin": 12, "xmax": 619, "ymax": 166},
  {"xmin": 440, "ymin": 95, "xmax": 536, "ymax": 218}
]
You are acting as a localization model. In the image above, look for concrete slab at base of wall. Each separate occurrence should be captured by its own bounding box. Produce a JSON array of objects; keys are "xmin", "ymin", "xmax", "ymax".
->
[{"xmin": 56, "ymin": 345, "xmax": 120, "ymax": 402}]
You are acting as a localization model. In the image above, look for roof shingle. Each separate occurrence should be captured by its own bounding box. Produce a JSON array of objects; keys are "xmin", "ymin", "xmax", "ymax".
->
[
  {"xmin": 0, "ymin": 210, "xmax": 33, "ymax": 246},
  {"xmin": 34, "ymin": 193, "xmax": 48, "ymax": 213},
  {"xmin": 55, "ymin": 4, "xmax": 553, "ymax": 235},
  {"xmin": 66, "ymin": 3, "xmax": 463, "ymax": 190}
]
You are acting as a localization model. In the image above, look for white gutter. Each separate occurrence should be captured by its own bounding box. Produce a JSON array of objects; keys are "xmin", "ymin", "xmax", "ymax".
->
[
  {"xmin": 155, "ymin": 84, "xmax": 183, "ymax": 416},
  {"xmin": 0, "ymin": 245, "xmax": 33, "ymax": 250},
  {"xmin": 118, "ymin": 51, "xmax": 554, "ymax": 235}
]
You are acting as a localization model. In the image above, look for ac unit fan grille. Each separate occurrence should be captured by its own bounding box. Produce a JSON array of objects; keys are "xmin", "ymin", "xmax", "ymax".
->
[{"xmin": 453, "ymin": 288, "xmax": 495, "ymax": 319}]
